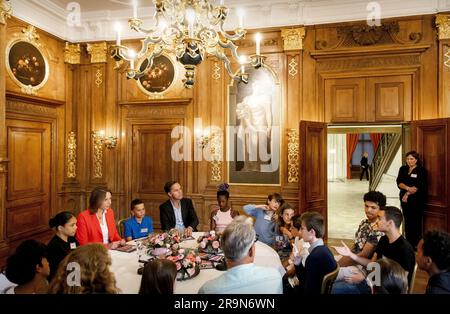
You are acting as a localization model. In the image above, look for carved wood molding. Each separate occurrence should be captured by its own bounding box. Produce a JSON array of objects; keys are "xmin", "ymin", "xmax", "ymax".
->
[
  {"xmin": 209, "ymin": 133, "xmax": 222, "ymax": 182},
  {"xmin": 66, "ymin": 131, "xmax": 77, "ymax": 178},
  {"xmin": 287, "ymin": 129, "xmax": 299, "ymax": 183},
  {"xmin": 124, "ymin": 106, "xmax": 187, "ymax": 118},
  {"xmin": 281, "ymin": 27, "xmax": 306, "ymax": 51},
  {"xmin": 444, "ymin": 44, "xmax": 450, "ymax": 71},
  {"xmin": 5, "ymin": 99, "xmax": 58, "ymax": 117},
  {"xmin": 92, "ymin": 132, "xmax": 103, "ymax": 178},
  {"xmin": 315, "ymin": 21, "xmax": 422, "ymax": 51},
  {"xmin": 6, "ymin": 91, "xmax": 65, "ymax": 107},
  {"xmin": 64, "ymin": 42, "xmax": 81, "ymax": 64},
  {"xmin": 436, "ymin": 14, "xmax": 450, "ymax": 40},
  {"xmin": 86, "ymin": 42, "xmax": 108, "ymax": 63},
  {"xmin": 316, "ymin": 54, "xmax": 422, "ymax": 71},
  {"xmin": 311, "ymin": 44, "xmax": 429, "ymax": 59}
]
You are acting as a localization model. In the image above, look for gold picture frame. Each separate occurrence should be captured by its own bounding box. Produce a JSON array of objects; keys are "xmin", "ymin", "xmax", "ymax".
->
[
  {"xmin": 5, "ymin": 26, "xmax": 49, "ymax": 95},
  {"xmin": 136, "ymin": 52, "xmax": 178, "ymax": 98}
]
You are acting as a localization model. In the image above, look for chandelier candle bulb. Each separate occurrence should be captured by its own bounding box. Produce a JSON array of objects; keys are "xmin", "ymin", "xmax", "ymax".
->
[
  {"xmin": 220, "ymin": 0, "xmax": 224, "ymax": 6},
  {"xmin": 115, "ymin": 24, "xmax": 121, "ymax": 46},
  {"xmin": 238, "ymin": 9, "xmax": 244, "ymax": 29},
  {"xmin": 255, "ymin": 33, "xmax": 261, "ymax": 55},
  {"xmin": 132, "ymin": 0, "xmax": 138, "ymax": 19}
]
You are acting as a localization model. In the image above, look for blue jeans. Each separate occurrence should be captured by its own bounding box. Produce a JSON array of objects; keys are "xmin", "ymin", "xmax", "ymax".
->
[{"xmin": 331, "ymin": 280, "xmax": 371, "ymax": 294}]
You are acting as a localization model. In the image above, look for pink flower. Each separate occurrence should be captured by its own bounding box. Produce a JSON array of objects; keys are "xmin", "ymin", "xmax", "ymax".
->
[
  {"xmin": 196, "ymin": 256, "xmax": 201, "ymax": 263},
  {"xmin": 178, "ymin": 249, "xmax": 185, "ymax": 254},
  {"xmin": 199, "ymin": 241, "xmax": 206, "ymax": 249},
  {"xmin": 212, "ymin": 241, "xmax": 220, "ymax": 249}
]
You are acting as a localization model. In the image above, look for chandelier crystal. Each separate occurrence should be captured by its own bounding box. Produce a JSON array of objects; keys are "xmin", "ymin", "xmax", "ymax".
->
[{"xmin": 110, "ymin": 0, "xmax": 265, "ymax": 88}]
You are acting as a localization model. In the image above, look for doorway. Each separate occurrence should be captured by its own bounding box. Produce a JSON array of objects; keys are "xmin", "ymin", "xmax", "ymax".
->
[{"xmin": 327, "ymin": 125, "xmax": 403, "ymax": 239}]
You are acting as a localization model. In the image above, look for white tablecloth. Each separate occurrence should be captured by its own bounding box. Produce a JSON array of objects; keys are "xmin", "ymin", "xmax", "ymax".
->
[{"xmin": 109, "ymin": 232, "xmax": 285, "ymax": 294}]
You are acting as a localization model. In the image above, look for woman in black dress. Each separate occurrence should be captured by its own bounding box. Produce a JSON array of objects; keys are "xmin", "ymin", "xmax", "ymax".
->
[
  {"xmin": 47, "ymin": 211, "xmax": 79, "ymax": 280},
  {"xmin": 396, "ymin": 151, "xmax": 427, "ymax": 250}
]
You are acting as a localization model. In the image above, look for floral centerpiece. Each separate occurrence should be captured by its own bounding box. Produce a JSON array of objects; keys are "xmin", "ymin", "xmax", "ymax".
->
[
  {"xmin": 197, "ymin": 230, "xmax": 222, "ymax": 254},
  {"xmin": 145, "ymin": 229, "xmax": 200, "ymax": 281}
]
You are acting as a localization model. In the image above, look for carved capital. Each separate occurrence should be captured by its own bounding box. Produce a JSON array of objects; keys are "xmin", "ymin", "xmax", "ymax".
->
[
  {"xmin": 86, "ymin": 42, "xmax": 108, "ymax": 63},
  {"xmin": 281, "ymin": 27, "xmax": 305, "ymax": 51},
  {"xmin": 436, "ymin": 14, "xmax": 450, "ymax": 40},
  {"xmin": 0, "ymin": 0, "xmax": 12, "ymax": 25},
  {"xmin": 64, "ymin": 42, "xmax": 81, "ymax": 64}
]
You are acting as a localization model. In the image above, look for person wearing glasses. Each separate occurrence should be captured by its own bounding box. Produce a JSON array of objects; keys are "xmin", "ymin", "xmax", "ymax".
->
[{"xmin": 198, "ymin": 216, "xmax": 283, "ymax": 294}]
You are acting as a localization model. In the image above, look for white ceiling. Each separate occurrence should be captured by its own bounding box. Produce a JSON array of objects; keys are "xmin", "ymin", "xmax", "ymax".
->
[{"xmin": 8, "ymin": 0, "xmax": 450, "ymax": 42}]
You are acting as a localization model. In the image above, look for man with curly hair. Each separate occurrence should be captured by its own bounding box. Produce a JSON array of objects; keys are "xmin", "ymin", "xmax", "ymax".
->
[{"xmin": 417, "ymin": 230, "xmax": 450, "ymax": 294}]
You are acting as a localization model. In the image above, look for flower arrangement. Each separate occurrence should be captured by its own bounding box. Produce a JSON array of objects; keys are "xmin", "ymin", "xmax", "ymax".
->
[
  {"xmin": 197, "ymin": 230, "xmax": 222, "ymax": 254},
  {"xmin": 146, "ymin": 229, "xmax": 181, "ymax": 257},
  {"xmin": 145, "ymin": 230, "xmax": 200, "ymax": 281}
]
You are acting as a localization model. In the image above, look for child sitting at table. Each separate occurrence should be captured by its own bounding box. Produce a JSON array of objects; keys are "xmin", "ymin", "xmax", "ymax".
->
[
  {"xmin": 210, "ymin": 183, "xmax": 239, "ymax": 233},
  {"xmin": 274, "ymin": 203, "xmax": 296, "ymax": 260},
  {"xmin": 243, "ymin": 193, "xmax": 284, "ymax": 246},
  {"xmin": 124, "ymin": 199, "xmax": 154, "ymax": 242},
  {"xmin": 139, "ymin": 259, "xmax": 177, "ymax": 295}
]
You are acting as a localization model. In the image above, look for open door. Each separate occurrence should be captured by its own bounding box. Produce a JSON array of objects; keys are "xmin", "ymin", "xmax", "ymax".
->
[
  {"xmin": 298, "ymin": 121, "xmax": 328, "ymax": 235},
  {"xmin": 410, "ymin": 118, "xmax": 450, "ymax": 234}
]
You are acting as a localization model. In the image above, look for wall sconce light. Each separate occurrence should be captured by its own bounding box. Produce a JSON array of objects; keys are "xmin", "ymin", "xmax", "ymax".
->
[
  {"xmin": 195, "ymin": 128, "xmax": 216, "ymax": 149},
  {"xmin": 92, "ymin": 130, "xmax": 118, "ymax": 149}
]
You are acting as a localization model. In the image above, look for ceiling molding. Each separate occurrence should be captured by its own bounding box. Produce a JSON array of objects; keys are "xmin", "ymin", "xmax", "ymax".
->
[{"xmin": 8, "ymin": 0, "xmax": 450, "ymax": 43}]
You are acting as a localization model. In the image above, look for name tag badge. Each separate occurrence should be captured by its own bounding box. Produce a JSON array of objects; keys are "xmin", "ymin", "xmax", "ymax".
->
[
  {"xmin": 411, "ymin": 174, "xmax": 417, "ymax": 178},
  {"xmin": 70, "ymin": 242, "xmax": 77, "ymax": 250},
  {"xmin": 264, "ymin": 214, "xmax": 272, "ymax": 221},
  {"xmin": 141, "ymin": 228, "xmax": 148, "ymax": 233}
]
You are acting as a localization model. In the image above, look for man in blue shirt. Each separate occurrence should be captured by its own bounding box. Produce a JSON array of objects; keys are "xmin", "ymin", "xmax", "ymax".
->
[
  {"xmin": 124, "ymin": 199, "xmax": 153, "ymax": 241},
  {"xmin": 198, "ymin": 216, "xmax": 283, "ymax": 294}
]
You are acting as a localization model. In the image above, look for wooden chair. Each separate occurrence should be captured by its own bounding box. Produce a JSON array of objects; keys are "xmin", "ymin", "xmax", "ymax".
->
[
  {"xmin": 117, "ymin": 218, "xmax": 127, "ymax": 239},
  {"xmin": 321, "ymin": 264, "xmax": 340, "ymax": 294},
  {"xmin": 408, "ymin": 263, "xmax": 418, "ymax": 294}
]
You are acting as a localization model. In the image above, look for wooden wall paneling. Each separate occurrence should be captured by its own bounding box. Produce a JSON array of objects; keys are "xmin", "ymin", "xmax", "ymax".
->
[
  {"xmin": 283, "ymin": 51, "xmax": 301, "ymax": 198},
  {"xmin": 366, "ymin": 75, "xmax": 412, "ymax": 122},
  {"xmin": 302, "ymin": 27, "xmax": 319, "ymax": 121},
  {"xmin": 0, "ymin": 10, "xmax": 8, "ymax": 255},
  {"xmin": 439, "ymin": 40, "xmax": 450, "ymax": 117},
  {"xmin": 324, "ymin": 77, "xmax": 366, "ymax": 123},
  {"xmin": 411, "ymin": 118, "xmax": 450, "ymax": 233},
  {"xmin": 5, "ymin": 110, "xmax": 54, "ymax": 239}
]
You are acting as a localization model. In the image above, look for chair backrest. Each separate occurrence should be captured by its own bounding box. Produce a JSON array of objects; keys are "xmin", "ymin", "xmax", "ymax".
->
[
  {"xmin": 321, "ymin": 264, "xmax": 340, "ymax": 294},
  {"xmin": 408, "ymin": 263, "xmax": 418, "ymax": 294},
  {"xmin": 117, "ymin": 218, "xmax": 127, "ymax": 239}
]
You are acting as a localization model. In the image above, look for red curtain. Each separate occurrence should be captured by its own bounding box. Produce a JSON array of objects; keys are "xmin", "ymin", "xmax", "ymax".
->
[
  {"xmin": 346, "ymin": 134, "xmax": 359, "ymax": 179},
  {"xmin": 370, "ymin": 133, "xmax": 382, "ymax": 151}
]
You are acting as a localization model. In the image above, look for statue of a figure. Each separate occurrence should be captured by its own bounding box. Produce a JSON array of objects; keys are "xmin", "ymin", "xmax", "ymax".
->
[{"xmin": 236, "ymin": 75, "xmax": 273, "ymax": 172}]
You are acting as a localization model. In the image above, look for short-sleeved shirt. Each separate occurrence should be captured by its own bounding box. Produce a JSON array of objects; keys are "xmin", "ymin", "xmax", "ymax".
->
[
  {"xmin": 352, "ymin": 219, "xmax": 384, "ymax": 254},
  {"xmin": 375, "ymin": 235, "xmax": 416, "ymax": 283},
  {"xmin": 243, "ymin": 204, "xmax": 278, "ymax": 245},
  {"xmin": 123, "ymin": 216, "xmax": 154, "ymax": 240}
]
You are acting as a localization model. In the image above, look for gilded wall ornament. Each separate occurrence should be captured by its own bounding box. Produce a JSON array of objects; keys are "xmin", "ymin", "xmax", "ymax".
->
[
  {"xmin": 436, "ymin": 14, "xmax": 450, "ymax": 40},
  {"xmin": 281, "ymin": 28, "xmax": 305, "ymax": 51},
  {"xmin": 0, "ymin": 0, "xmax": 12, "ymax": 25},
  {"xmin": 87, "ymin": 42, "xmax": 108, "ymax": 63},
  {"xmin": 64, "ymin": 42, "xmax": 81, "ymax": 64},
  {"xmin": 287, "ymin": 129, "xmax": 299, "ymax": 183},
  {"xmin": 67, "ymin": 131, "xmax": 77, "ymax": 178}
]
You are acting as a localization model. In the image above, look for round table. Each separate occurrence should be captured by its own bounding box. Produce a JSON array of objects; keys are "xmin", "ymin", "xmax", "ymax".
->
[{"xmin": 109, "ymin": 232, "xmax": 285, "ymax": 294}]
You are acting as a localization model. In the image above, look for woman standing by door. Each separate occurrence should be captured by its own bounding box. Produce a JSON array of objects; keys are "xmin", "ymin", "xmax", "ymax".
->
[{"xmin": 396, "ymin": 151, "xmax": 427, "ymax": 250}]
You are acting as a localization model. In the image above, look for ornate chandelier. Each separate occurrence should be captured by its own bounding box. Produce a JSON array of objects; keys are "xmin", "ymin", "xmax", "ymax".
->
[{"xmin": 110, "ymin": 0, "xmax": 265, "ymax": 88}]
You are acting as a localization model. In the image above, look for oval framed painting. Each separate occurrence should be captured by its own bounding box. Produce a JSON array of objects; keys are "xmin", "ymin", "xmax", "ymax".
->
[
  {"xmin": 136, "ymin": 53, "xmax": 177, "ymax": 97},
  {"xmin": 6, "ymin": 39, "xmax": 49, "ymax": 92}
]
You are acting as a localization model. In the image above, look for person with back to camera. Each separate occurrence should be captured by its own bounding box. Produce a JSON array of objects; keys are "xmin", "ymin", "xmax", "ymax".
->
[
  {"xmin": 47, "ymin": 211, "xmax": 79, "ymax": 280},
  {"xmin": 210, "ymin": 183, "xmax": 239, "ymax": 233},
  {"xmin": 396, "ymin": 150, "xmax": 427, "ymax": 250},
  {"xmin": 139, "ymin": 259, "xmax": 177, "ymax": 295}
]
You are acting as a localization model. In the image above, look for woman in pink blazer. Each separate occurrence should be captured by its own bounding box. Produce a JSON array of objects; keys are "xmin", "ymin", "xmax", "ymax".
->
[{"xmin": 76, "ymin": 187, "xmax": 124, "ymax": 249}]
